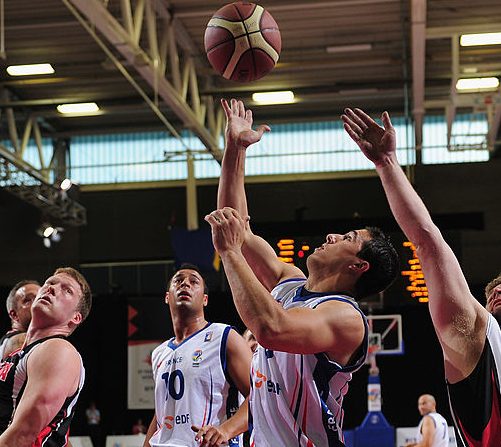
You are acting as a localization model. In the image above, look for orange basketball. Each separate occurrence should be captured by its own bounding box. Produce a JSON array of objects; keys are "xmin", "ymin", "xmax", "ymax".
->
[{"xmin": 204, "ymin": 2, "xmax": 281, "ymax": 82}]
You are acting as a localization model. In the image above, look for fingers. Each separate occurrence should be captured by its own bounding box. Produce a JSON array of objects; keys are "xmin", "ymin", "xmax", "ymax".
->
[
  {"xmin": 343, "ymin": 108, "xmax": 368, "ymax": 134},
  {"xmin": 238, "ymin": 100, "xmax": 245, "ymax": 118},
  {"xmin": 204, "ymin": 208, "xmax": 243, "ymax": 225},
  {"xmin": 220, "ymin": 99, "xmax": 231, "ymax": 118},
  {"xmin": 342, "ymin": 122, "xmax": 361, "ymax": 144},
  {"xmin": 353, "ymin": 107, "xmax": 378, "ymax": 128},
  {"xmin": 256, "ymin": 124, "xmax": 271, "ymax": 136},
  {"xmin": 381, "ymin": 111, "xmax": 393, "ymax": 131}
]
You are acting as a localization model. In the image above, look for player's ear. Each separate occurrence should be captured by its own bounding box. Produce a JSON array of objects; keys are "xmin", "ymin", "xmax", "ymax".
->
[
  {"xmin": 349, "ymin": 260, "xmax": 369, "ymax": 274},
  {"xmin": 203, "ymin": 294, "xmax": 208, "ymax": 307},
  {"xmin": 165, "ymin": 292, "xmax": 170, "ymax": 304}
]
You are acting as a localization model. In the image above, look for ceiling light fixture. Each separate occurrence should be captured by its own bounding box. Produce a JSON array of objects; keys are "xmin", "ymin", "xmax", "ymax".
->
[
  {"xmin": 37, "ymin": 223, "xmax": 64, "ymax": 248},
  {"xmin": 252, "ymin": 91, "xmax": 295, "ymax": 105},
  {"xmin": 456, "ymin": 77, "xmax": 499, "ymax": 91},
  {"xmin": 56, "ymin": 102, "xmax": 100, "ymax": 115},
  {"xmin": 60, "ymin": 178, "xmax": 73, "ymax": 191},
  {"xmin": 460, "ymin": 32, "xmax": 501, "ymax": 47},
  {"xmin": 326, "ymin": 43, "xmax": 372, "ymax": 54},
  {"xmin": 6, "ymin": 63, "xmax": 55, "ymax": 76}
]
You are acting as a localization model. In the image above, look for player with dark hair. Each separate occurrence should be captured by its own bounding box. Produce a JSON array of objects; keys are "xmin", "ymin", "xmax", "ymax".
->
[
  {"xmin": 0, "ymin": 267, "xmax": 91, "ymax": 446},
  {"xmin": 0, "ymin": 280, "xmax": 40, "ymax": 360},
  {"xmin": 203, "ymin": 99, "xmax": 399, "ymax": 446},
  {"xmin": 342, "ymin": 106, "xmax": 501, "ymax": 447},
  {"xmin": 144, "ymin": 264, "xmax": 252, "ymax": 447}
]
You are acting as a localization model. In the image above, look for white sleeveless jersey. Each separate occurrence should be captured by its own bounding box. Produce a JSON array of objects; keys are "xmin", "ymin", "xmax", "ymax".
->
[
  {"xmin": 416, "ymin": 412, "xmax": 449, "ymax": 447},
  {"xmin": 249, "ymin": 278, "xmax": 368, "ymax": 447},
  {"xmin": 149, "ymin": 323, "xmax": 242, "ymax": 447}
]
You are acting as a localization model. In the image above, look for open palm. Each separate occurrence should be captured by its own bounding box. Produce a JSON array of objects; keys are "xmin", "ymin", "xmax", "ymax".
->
[
  {"xmin": 341, "ymin": 108, "xmax": 396, "ymax": 165},
  {"xmin": 222, "ymin": 98, "xmax": 270, "ymax": 148}
]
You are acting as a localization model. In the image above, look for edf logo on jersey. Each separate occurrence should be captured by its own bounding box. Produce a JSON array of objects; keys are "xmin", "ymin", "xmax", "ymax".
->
[{"xmin": 253, "ymin": 369, "xmax": 281, "ymax": 395}]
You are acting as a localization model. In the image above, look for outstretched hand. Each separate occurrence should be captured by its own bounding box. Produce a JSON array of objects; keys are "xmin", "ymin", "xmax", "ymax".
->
[
  {"xmin": 222, "ymin": 98, "xmax": 270, "ymax": 149},
  {"xmin": 191, "ymin": 424, "xmax": 230, "ymax": 446},
  {"xmin": 341, "ymin": 108, "xmax": 396, "ymax": 167}
]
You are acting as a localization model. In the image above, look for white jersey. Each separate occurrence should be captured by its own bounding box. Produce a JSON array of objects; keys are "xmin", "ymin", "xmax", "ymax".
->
[
  {"xmin": 249, "ymin": 278, "xmax": 368, "ymax": 447},
  {"xmin": 149, "ymin": 323, "xmax": 242, "ymax": 447},
  {"xmin": 416, "ymin": 412, "xmax": 449, "ymax": 447}
]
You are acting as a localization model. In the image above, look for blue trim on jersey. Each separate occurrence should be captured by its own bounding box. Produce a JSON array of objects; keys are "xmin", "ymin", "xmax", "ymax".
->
[
  {"xmin": 207, "ymin": 369, "xmax": 214, "ymax": 423},
  {"xmin": 292, "ymin": 286, "xmax": 355, "ymax": 303},
  {"xmin": 292, "ymin": 355, "xmax": 304, "ymax": 429},
  {"xmin": 167, "ymin": 322, "xmax": 212, "ymax": 350},
  {"xmin": 220, "ymin": 326, "xmax": 233, "ymax": 385}
]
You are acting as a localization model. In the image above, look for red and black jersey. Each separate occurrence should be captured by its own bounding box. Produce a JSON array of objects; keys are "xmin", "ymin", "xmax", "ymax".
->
[
  {"xmin": 0, "ymin": 335, "xmax": 85, "ymax": 446},
  {"xmin": 446, "ymin": 314, "xmax": 501, "ymax": 447}
]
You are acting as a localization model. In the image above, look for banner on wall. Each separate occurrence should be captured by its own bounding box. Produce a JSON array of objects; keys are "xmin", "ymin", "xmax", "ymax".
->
[{"xmin": 127, "ymin": 340, "xmax": 160, "ymax": 409}]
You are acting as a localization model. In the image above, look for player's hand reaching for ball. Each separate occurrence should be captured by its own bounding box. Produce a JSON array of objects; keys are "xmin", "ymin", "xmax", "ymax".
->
[
  {"xmin": 222, "ymin": 98, "xmax": 270, "ymax": 149},
  {"xmin": 205, "ymin": 207, "xmax": 248, "ymax": 255},
  {"xmin": 341, "ymin": 108, "xmax": 397, "ymax": 168},
  {"xmin": 192, "ymin": 423, "xmax": 230, "ymax": 446}
]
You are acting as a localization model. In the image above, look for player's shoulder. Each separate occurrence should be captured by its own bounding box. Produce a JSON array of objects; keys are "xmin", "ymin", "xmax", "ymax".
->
[{"xmin": 27, "ymin": 337, "xmax": 81, "ymax": 368}]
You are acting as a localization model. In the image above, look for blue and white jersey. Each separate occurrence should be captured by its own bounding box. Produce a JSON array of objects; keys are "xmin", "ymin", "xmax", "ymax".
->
[
  {"xmin": 249, "ymin": 279, "xmax": 368, "ymax": 447},
  {"xmin": 416, "ymin": 412, "xmax": 449, "ymax": 447},
  {"xmin": 149, "ymin": 322, "xmax": 242, "ymax": 447}
]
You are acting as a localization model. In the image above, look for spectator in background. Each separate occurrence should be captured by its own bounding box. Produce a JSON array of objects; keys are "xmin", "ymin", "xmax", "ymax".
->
[
  {"xmin": 132, "ymin": 418, "xmax": 147, "ymax": 435},
  {"xmin": 86, "ymin": 401, "xmax": 101, "ymax": 447}
]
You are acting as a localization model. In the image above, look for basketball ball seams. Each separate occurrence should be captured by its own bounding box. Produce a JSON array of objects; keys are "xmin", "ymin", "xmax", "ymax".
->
[
  {"xmin": 204, "ymin": 1, "xmax": 281, "ymax": 82},
  {"xmin": 235, "ymin": 3, "xmax": 259, "ymax": 81}
]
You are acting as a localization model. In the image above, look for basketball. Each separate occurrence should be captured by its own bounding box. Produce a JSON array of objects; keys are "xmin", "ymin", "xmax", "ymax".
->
[{"xmin": 204, "ymin": 2, "xmax": 281, "ymax": 82}]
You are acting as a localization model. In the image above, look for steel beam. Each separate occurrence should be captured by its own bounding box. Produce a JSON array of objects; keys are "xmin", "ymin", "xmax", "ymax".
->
[
  {"xmin": 411, "ymin": 0, "xmax": 427, "ymax": 156},
  {"xmin": 66, "ymin": 0, "xmax": 223, "ymax": 162}
]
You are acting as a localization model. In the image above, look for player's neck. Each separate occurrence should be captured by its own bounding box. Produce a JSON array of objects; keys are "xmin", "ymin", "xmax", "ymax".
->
[
  {"xmin": 172, "ymin": 314, "xmax": 208, "ymax": 344},
  {"xmin": 305, "ymin": 272, "xmax": 355, "ymax": 296},
  {"xmin": 25, "ymin": 322, "xmax": 71, "ymax": 345},
  {"xmin": 10, "ymin": 321, "xmax": 25, "ymax": 332}
]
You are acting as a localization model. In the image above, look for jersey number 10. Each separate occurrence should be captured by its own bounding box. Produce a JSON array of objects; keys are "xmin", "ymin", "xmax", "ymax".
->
[{"xmin": 161, "ymin": 370, "xmax": 185, "ymax": 400}]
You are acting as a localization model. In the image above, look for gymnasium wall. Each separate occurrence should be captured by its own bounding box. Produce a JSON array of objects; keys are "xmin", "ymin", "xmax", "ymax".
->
[{"xmin": 0, "ymin": 157, "xmax": 499, "ymax": 438}]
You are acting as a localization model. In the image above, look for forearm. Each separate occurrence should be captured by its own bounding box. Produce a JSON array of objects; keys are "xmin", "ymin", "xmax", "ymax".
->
[
  {"xmin": 143, "ymin": 416, "xmax": 157, "ymax": 447},
  {"xmin": 217, "ymin": 143, "xmax": 249, "ymax": 217},
  {"xmin": 219, "ymin": 397, "xmax": 249, "ymax": 439},
  {"xmin": 0, "ymin": 426, "xmax": 37, "ymax": 447},
  {"xmin": 376, "ymin": 156, "xmax": 440, "ymax": 247},
  {"xmin": 221, "ymin": 250, "xmax": 284, "ymax": 342}
]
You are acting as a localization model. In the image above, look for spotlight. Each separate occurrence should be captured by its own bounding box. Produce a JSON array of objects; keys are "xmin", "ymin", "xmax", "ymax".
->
[
  {"xmin": 60, "ymin": 178, "xmax": 73, "ymax": 191},
  {"xmin": 37, "ymin": 223, "xmax": 64, "ymax": 248}
]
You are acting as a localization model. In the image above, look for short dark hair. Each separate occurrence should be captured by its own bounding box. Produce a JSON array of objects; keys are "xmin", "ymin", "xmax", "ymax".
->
[
  {"xmin": 485, "ymin": 273, "xmax": 501, "ymax": 299},
  {"xmin": 169, "ymin": 263, "xmax": 209, "ymax": 294},
  {"xmin": 6, "ymin": 280, "xmax": 40, "ymax": 313},
  {"xmin": 54, "ymin": 267, "xmax": 92, "ymax": 323},
  {"xmin": 354, "ymin": 227, "xmax": 399, "ymax": 298}
]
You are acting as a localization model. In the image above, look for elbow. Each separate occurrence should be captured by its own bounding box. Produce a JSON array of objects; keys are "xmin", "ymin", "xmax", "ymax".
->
[{"xmin": 253, "ymin": 322, "xmax": 285, "ymax": 351}]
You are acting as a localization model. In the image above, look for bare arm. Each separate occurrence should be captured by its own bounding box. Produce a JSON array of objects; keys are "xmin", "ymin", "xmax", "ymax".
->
[
  {"xmin": 206, "ymin": 208, "xmax": 365, "ymax": 363},
  {"xmin": 191, "ymin": 329, "xmax": 252, "ymax": 445},
  {"xmin": 2, "ymin": 333, "xmax": 26, "ymax": 359},
  {"xmin": 0, "ymin": 339, "xmax": 81, "ymax": 447},
  {"xmin": 342, "ymin": 108, "xmax": 488, "ymax": 382},
  {"xmin": 143, "ymin": 415, "xmax": 157, "ymax": 447},
  {"xmin": 218, "ymin": 99, "xmax": 304, "ymax": 290}
]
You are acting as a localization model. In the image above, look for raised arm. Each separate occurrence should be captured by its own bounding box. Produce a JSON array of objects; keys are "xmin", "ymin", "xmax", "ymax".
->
[
  {"xmin": 218, "ymin": 99, "xmax": 303, "ymax": 290},
  {"xmin": 342, "ymin": 108, "xmax": 488, "ymax": 382},
  {"xmin": 0, "ymin": 339, "xmax": 81, "ymax": 447},
  {"xmin": 206, "ymin": 208, "xmax": 365, "ymax": 365}
]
